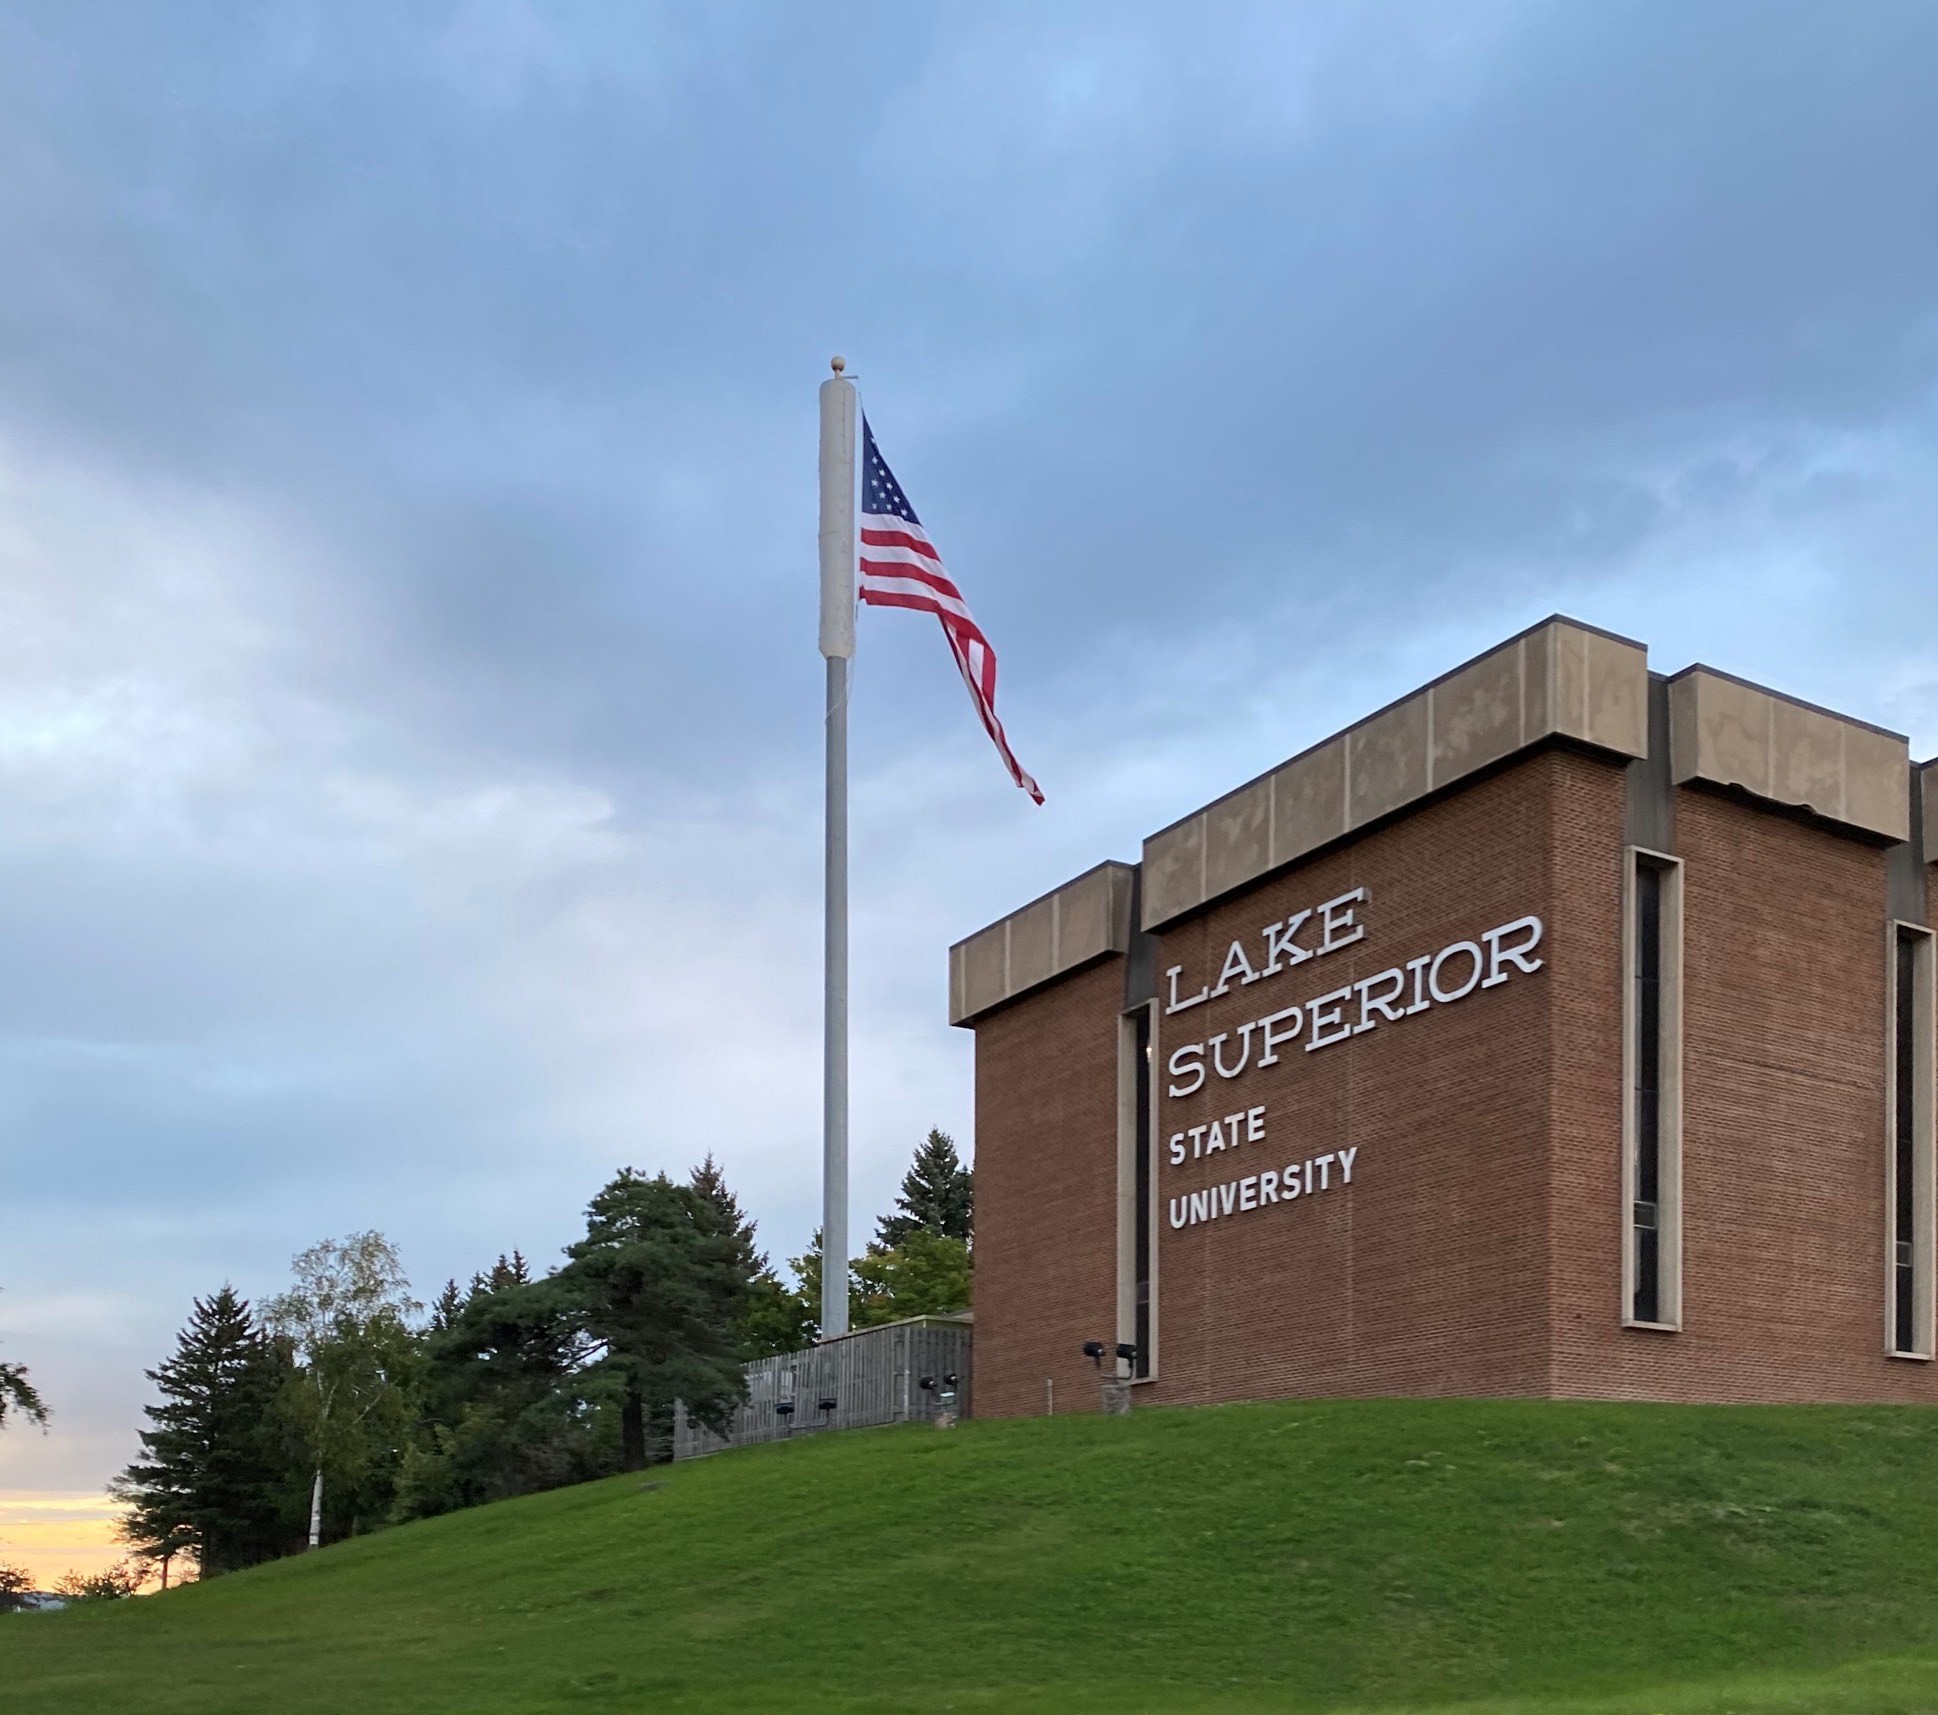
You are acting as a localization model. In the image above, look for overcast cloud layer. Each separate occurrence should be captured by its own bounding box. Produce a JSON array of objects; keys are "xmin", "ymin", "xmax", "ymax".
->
[{"xmin": 3, "ymin": 1, "xmax": 1938, "ymax": 1502}]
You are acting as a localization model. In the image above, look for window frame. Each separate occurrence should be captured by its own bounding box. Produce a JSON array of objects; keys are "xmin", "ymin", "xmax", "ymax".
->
[
  {"xmin": 1622, "ymin": 846, "xmax": 1684, "ymax": 1332},
  {"xmin": 1117, "ymin": 1000, "xmax": 1159, "ymax": 1382},
  {"xmin": 1885, "ymin": 920, "xmax": 1935, "ymax": 1361}
]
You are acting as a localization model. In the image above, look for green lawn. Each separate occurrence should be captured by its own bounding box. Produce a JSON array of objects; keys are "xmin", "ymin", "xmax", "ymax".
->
[{"xmin": 9, "ymin": 1397, "xmax": 1938, "ymax": 1713}]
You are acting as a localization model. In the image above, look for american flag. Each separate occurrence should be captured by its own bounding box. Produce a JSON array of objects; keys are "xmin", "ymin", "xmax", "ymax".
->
[{"xmin": 856, "ymin": 417, "xmax": 1043, "ymax": 804}]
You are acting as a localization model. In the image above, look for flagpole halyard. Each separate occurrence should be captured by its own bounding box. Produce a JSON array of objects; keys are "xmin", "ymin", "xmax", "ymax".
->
[{"xmin": 818, "ymin": 356, "xmax": 857, "ymax": 1341}]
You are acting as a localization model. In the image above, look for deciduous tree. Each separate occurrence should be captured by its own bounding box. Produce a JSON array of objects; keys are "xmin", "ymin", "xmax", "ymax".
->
[
  {"xmin": 263, "ymin": 1232, "xmax": 421, "ymax": 1550},
  {"xmin": 53, "ymin": 1560, "xmax": 149, "ymax": 1601},
  {"xmin": 852, "ymin": 1229, "xmax": 973, "ymax": 1328}
]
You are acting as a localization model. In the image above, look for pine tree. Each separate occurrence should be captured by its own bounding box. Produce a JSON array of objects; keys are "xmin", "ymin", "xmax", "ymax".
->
[
  {"xmin": 690, "ymin": 1155, "xmax": 763, "ymax": 1276},
  {"xmin": 112, "ymin": 1287, "xmax": 295, "ymax": 1577},
  {"xmin": 690, "ymin": 1155, "xmax": 808, "ymax": 1358},
  {"xmin": 0, "ymin": 1288, "xmax": 47, "ymax": 1432},
  {"xmin": 428, "ymin": 1279, "xmax": 464, "ymax": 1333},
  {"xmin": 397, "ymin": 1260, "xmax": 600, "ymax": 1521},
  {"xmin": 559, "ymin": 1169, "xmax": 748, "ymax": 1468},
  {"xmin": 874, "ymin": 1130, "xmax": 974, "ymax": 1251}
]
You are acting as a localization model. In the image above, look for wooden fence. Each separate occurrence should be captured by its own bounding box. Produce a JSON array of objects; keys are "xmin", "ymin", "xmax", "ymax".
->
[{"xmin": 672, "ymin": 1313, "xmax": 972, "ymax": 1459}]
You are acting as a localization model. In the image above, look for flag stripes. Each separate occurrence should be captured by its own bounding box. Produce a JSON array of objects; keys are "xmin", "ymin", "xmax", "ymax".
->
[{"xmin": 855, "ymin": 417, "xmax": 1042, "ymax": 804}]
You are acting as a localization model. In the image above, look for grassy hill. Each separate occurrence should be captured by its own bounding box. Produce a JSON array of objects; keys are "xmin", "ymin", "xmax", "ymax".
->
[{"xmin": 9, "ymin": 1397, "xmax": 1938, "ymax": 1714}]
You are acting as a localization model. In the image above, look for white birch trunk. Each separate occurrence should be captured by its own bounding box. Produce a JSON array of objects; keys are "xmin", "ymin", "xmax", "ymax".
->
[{"xmin": 307, "ymin": 1467, "xmax": 324, "ymax": 1550}]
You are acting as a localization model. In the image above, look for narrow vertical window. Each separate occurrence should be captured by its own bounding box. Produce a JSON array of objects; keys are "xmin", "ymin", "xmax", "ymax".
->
[
  {"xmin": 1888, "ymin": 923, "xmax": 1933, "ymax": 1358},
  {"xmin": 1132, "ymin": 1006, "xmax": 1153, "ymax": 1379},
  {"xmin": 1624, "ymin": 849, "xmax": 1683, "ymax": 1329},
  {"xmin": 1116, "ymin": 1003, "xmax": 1157, "ymax": 1381}
]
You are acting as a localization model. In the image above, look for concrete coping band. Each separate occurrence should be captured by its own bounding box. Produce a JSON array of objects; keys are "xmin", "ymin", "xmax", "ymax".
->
[{"xmin": 949, "ymin": 615, "xmax": 1926, "ymax": 1026}]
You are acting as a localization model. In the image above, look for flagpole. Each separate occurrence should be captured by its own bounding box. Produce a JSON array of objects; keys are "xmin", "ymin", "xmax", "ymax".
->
[{"xmin": 817, "ymin": 356, "xmax": 857, "ymax": 1340}]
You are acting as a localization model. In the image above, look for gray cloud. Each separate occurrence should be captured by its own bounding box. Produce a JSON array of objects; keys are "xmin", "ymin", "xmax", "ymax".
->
[{"xmin": 2, "ymin": 0, "xmax": 1937, "ymax": 1494}]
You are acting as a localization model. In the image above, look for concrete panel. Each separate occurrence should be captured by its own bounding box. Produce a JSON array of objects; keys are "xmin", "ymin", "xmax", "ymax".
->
[
  {"xmin": 1770, "ymin": 698, "xmax": 1845, "ymax": 825},
  {"xmin": 1203, "ymin": 778, "xmax": 1271, "ymax": 902},
  {"xmin": 1667, "ymin": 672, "xmax": 1700, "ymax": 788},
  {"xmin": 1584, "ymin": 630, "xmax": 1650, "ymax": 758},
  {"xmin": 959, "ymin": 925, "xmax": 1009, "ymax": 1022},
  {"xmin": 1521, "ymin": 623, "xmax": 1554, "ymax": 739},
  {"xmin": 1552, "ymin": 622, "xmax": 1590, "ymax": 742},
  {"xmin": 1843, "ymin": 723, "xmax": 1911, "ymax": 843},
  {"xmin": 1269, "ymin": 737, "xmax": 1348, "ymax": 867},
  {"xmin": 1670, "ymin": 666, "xmax": 1909, "ymax": 842},
  {"xmin": 1138, "ymin": 616, "xmax": 1645, "ymax": 928},
  {"xmin": 1430, "ymin": 641, "xmax": 1522, "ymax": 787},
  {"xmin": 1924, "ymin": 760, "xmax": 1938, "ymax": 860},
  {"xmin": 1006, "ymin": 894, "xmax": 1058, "ymax": 995},
  {"xmin": 1143, "ymin": 815, "xmax": 1205, "ymax": 929},
  {"xmin": 951, "ymin": 861, "xmax": 1139, "ymax": 1024},
  {"xmin": 1055, "ymin": 862, "xmax": 1118, "ymax": 967},
  {"xmin": 1348, "ymin": 692, "xmax": 1430, "ymax": 827},
  {"xmin": 1675, "ymin": 671, "xmax": 1771, "ymax": 798}
]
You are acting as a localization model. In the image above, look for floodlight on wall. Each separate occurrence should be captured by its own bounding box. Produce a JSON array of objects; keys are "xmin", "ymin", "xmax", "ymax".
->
[
  {"xmin": 918, "ymin": 1375, "xmax": 936, "ymax": 1393},
  {"xmin": 1082, "ymin": 1340, "xmax": 1107, "ymax": 1367},
  {"xmin": 774, "ymin": 1401, "xmax": 795, "ymax": 1417},
  {"xmin": 818, "ymin": 1398, "xmax": 838, "ymax": 1417},
  {"xmin": 1115, "ymin": 1343, "xmax": 1138, "ymax": 1367},
  {"xmin": 941, "ymin": 1373, "xmax": 958, "ymax": 1388}
]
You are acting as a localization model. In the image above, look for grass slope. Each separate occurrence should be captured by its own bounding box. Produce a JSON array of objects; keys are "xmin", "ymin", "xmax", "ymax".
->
[{"xmin": 9, "ymin": 1398, "xmax": 1938, "ymax": 1714}]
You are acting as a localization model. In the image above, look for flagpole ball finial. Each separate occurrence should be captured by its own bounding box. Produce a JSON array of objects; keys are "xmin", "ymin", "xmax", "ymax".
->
[{"xmin": 830, "ymin": 355, "xmax": 846, "ymax": 374}]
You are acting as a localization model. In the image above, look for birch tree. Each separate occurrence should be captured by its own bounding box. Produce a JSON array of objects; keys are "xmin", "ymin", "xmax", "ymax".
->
[{"xmin": 263, "ymin": 1233, "xmax": 420, "ymax": 1550}]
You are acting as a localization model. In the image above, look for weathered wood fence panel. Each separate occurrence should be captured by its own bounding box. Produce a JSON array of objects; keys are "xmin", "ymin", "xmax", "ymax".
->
[{"xmin": 673, "ymin": 1314, "xmax": 972, "ymax": 1459}]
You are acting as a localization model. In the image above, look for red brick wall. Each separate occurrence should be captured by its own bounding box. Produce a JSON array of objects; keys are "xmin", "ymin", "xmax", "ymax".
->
[
  {"xmin": 1143, "ymin": 749, "xmax": 1578, "ymax": 1406},
  {"xmin": 1550, "ymin": 785, "xmax": 1938, "ymax": 1404},
  {"xmin": 970, "ymin": 956, "xmax": 1124, "ymax": 1417},
  {"xmin": 968, "ymin": 746, "xmax": 1938, "ymax": 1415}
]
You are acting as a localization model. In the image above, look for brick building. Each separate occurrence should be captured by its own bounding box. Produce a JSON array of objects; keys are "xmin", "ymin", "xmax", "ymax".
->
[{"xmin": 949, "ymin": 617, "xmax": 1937, "ymax": 1416}]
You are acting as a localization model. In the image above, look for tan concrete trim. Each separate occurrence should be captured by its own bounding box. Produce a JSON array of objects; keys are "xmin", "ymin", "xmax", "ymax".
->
[
  {"xmin": 1666, "ymin": 666, "xmax": 1910, "ymax": 842},
  {"xmin": 948, "ymin": 860, "xmax": 1137, "ymax": 1025},
  {"xmin": 1921, "ymin": 759, "xmax": 1938, "ymax": 860},
  {"xmin": 1140, "ymin": 616, "xmax": 1649, "ymax": 929}
]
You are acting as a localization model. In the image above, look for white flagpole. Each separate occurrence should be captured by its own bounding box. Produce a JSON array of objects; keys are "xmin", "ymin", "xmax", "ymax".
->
[{"xmin": 817, "ymin": 356, "xmax": 857, "ymax": 1340}]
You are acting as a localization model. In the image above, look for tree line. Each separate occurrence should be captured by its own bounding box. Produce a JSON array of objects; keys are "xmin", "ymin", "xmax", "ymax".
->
[{"xmin": 74, "ymin": 1130, "xmax": 972, "ymax": 1589}]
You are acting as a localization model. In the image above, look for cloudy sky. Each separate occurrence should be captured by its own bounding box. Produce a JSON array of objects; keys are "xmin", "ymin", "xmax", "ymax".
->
[{"xmin": 3, "ymin": 1, "xmax": 1937, "ymax": 1561}]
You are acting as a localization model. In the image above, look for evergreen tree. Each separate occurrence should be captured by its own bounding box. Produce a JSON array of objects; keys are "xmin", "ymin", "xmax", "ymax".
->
[
  {"xmin": 689, "ymin": 1154, "xmax": 809, "ymax": 1358},
  {"xmin": 428, "ymin": 1279, "xmax": 464, "ymax": 1333},
  {"xmin": 558, "ymin": 1169, "xmax": 748, "ymax": 1469},
  {"xmin": 874, "ymin": 1130, "xmax": 974, "ymax": 1251},
  {"xmin": 396, "ymin": 1262, "xmax": 602, "ymax": 1520},
  {"xmin": 112, "ymin": 1287, "xmax": 295, "ymax": 1577},
  {"xmin": 0, "ymin": 1289, "xmax": 47, "ymax": 1431}
]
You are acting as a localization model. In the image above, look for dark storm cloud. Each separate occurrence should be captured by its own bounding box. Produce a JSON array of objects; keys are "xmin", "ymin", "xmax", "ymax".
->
[{"xmin": 2, "ymin": 3, "xmax": 1929, "ymax": 783}]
